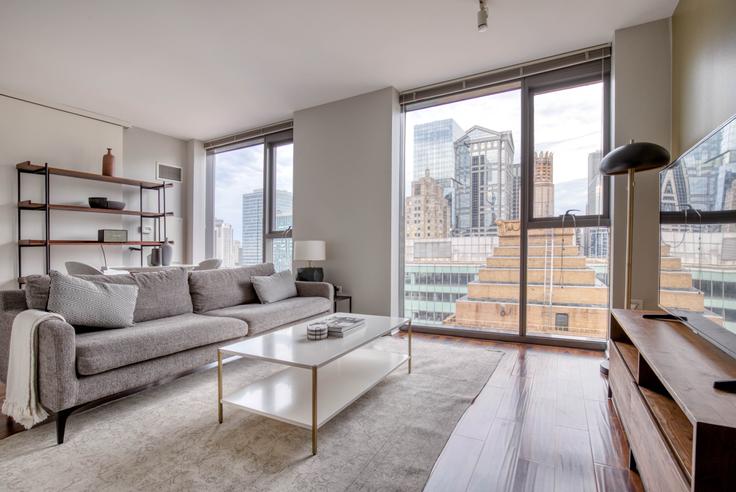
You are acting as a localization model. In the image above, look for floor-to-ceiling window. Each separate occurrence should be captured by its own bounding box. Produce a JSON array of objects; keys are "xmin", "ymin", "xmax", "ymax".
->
[
  {"xmin": 207, "ymin": 130, "xmax": 293, "ymax": 269},
  {"xmin": 404, "ymin": 87, "xmax": 522, "ymax": 335},
  {"xmin": 401, "ymin": 49, "xmax": 610, "ymax": 347}
]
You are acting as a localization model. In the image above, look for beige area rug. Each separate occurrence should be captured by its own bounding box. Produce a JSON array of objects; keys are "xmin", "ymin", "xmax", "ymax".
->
[{"xmin": 0, "ymin": 336, "xmax": 502, "ymax": 491}]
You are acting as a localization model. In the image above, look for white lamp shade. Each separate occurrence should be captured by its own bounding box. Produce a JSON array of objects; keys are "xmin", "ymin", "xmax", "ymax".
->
[{"xmin": 294, "ymin": 240, "xmax": 326, "ymax": 261}]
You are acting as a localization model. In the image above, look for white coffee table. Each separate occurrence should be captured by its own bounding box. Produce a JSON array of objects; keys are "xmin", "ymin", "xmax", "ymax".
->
[{"xmin": 217, "ymin": 313, "xmax": 411, "ymax": 455}]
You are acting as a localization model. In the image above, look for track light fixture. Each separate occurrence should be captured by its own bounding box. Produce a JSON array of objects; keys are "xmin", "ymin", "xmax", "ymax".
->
[{"xmin": 477, "ymin": 0, "xmax": 489, "ymax": 32}]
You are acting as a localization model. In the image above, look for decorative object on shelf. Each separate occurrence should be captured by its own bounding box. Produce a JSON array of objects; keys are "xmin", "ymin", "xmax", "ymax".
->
[
  {"xmin": 306, "ymin": 322, "xmax": 328, "ymax": 341},
  {"xmin": 161, "ymin": 238, "xmax": 173, "ymax": 266},
  {"xmin": 88, "ymin": 197, "xmax": 126, "ymax": 210},
  {"xmin": 98, "ymin": 229, "xmax": 128, "ymax": 243},
  {"xmin": 102, "ymin": 148, "xmax": 115, "ymax": 176},
  {"xmin": 294, "ymin": 240, "xmax": 326, "ymax": 282},
  {"xmin": 88, "ymin": 197, "xmax": 108, "ymax": 208},
  {"xmin": 598, "ymin": 140, "xmax": 670, "ymax": 375},
  {"xmin": 149, "ymin": 248, "xmax": 161, "ymax": 266}
]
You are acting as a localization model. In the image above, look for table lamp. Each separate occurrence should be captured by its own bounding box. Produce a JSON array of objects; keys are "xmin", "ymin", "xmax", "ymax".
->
[
  {"xmin": 294, "ymin": 240, "xmax": 326, "ymax": 282},
  {"xmin": 599, "ymin": 141, "xmax": 670, "ymax": 374}
]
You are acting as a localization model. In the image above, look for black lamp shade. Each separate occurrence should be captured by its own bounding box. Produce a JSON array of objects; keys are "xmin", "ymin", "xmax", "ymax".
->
[{"xmin": 599, "ymin": 142, "xmax": 670, "ymax": 176}]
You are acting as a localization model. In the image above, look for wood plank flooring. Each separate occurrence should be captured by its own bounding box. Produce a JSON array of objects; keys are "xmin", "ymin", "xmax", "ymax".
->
[
  {"xmin": 1, "ymin": 333, "xmax": 642, "ymax": 491},
  {"xmin": 420, "ymin": 333, "xmax": 643, "ymax": 492}
]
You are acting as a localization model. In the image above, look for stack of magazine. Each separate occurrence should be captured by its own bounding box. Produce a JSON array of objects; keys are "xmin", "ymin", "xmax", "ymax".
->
[{"xmin": 325, "ymin": 315, "xmax": 365, "ymax": 338}]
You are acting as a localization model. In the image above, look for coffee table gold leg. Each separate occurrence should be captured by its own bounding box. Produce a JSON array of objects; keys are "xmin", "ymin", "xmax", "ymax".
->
[
  {"xmin": 408, "ymin": 319, "xmax": 412, "ymax": 374},
  {"xmin": 312, "ymin": 366, "xmax": 318, "ymax": 455},
  {"xmin": 217, "ymin": 350, "xmax": 223, "ymax": 424}
]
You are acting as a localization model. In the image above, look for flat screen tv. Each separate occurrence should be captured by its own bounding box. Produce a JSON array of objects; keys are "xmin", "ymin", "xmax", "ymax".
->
[{"xmin": 659, "ymin": 113, "xmax": 736, "ymax": 365}]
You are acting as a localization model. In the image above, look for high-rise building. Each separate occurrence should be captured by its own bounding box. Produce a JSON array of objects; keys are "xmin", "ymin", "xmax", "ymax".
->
[
  {"xmin": 405, "ymin": 170, "xmax": 450, "ymax": 240},
  {"xmin": 533, "ymin": 151, "xmax": 554, "ymax": 217},
  {"xmin": 413, "ymin": 119, "xmax": 464, "ymax": 188},
  {"xmin": 241, "ymin": 189, "xmax": 293, "ymax": 267},
  {"xmin": 213, "ymin": 219, "xmax": 239, "ymax": 267},
  {"xmin": 454, "ymin": 126, "xmax": 516, "ymax": 236}
]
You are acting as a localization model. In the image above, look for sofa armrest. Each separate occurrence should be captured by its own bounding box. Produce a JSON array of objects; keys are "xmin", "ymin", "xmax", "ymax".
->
[
  {"xmin": 0, "ymin": 290, "xmax": 27, "ymax": 312},
  {"xmin": 295, "ymin": 281, "xmax": 334, "ymax": 301},
  {"xmin": 37, "ymin": 319, "xmax": 79, "ymax": 412}
]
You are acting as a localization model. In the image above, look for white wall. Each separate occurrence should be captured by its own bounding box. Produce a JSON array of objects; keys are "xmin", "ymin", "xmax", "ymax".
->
[
  {"xmin": 293, "ymin": 87, "xmax": 400, "ymax": 316},
  {"xmin": 122, "ymin": 127, "xmax": 188, "ymax": 265},
  {"xmin": 0, "ymin": 95, "xmax": 124, "ymax": 288},
  {"xmin": 611, "ymin": 19, "xmax": 672, "ymax": 309},
  {"xmin": 0, "ymin": 96, "xmax": 190, "ymax": 288}
]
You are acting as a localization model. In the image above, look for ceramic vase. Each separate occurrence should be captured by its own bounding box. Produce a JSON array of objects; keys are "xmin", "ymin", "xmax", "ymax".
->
[
  {"xmin": 102, "ymin": 148, "xmax": 115, "ymax": 176},
  {"xmin": 161, "ymin": 238, "xmax": 173, "ymax": 266}
]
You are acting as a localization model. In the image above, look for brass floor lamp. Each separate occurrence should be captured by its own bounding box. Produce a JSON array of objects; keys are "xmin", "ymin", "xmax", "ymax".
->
[{"xmin": 599, "ymin": 141, "xmax": 670, "ymax": 375}]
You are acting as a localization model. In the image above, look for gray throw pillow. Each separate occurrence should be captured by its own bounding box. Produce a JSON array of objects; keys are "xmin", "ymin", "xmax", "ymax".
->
[
  {"xmin": 251, "ymin": 270, "xmax": 298, "ymax": 304},
  {"xmin": 47, "ymin": 271, "xmax": 139, "ymax": 328}
]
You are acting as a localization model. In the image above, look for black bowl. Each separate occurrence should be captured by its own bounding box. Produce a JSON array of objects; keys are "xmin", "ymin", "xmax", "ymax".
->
[
  {"xmin": 106, "ymin": 200, "xmax": 125, "ymax": 210},
  {"xmin": 89, "ymin": 197, "xmax": 108, "ymax": 208}
]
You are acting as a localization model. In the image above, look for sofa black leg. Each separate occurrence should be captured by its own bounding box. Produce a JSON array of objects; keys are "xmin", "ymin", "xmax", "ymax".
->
[{"xmin": 56, "ymin": 408, "xmax": 73, "ymax": 444}]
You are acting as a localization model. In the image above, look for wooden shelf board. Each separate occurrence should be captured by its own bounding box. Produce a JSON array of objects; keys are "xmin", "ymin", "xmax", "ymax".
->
[
  {"xmin": 639, "ymin": 386, "xmax": 694, "ymax": 481},
  {"xmin": 16, "ymin": 161, "xmax": 172, "ymax": 189},
  {"xmin": 18, "ymin": 201, "xmax": 171, "ymax": 218},
  {"xmin": 611, "ymin": 309, "xmax": 736, "ymax": 429},
  {"xmin": 19, "ymin": 240, "xmax": 169, "ymax": 247},
  {"xmin": 614, "ymin": 341, "xmax": 639, "ymax": 377}
]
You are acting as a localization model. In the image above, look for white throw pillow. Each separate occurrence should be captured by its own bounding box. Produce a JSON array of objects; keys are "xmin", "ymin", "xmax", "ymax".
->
[
  {"xmin": 251, "ymin": 270, "xmax": 298, "ymax": 304},
  {"xmin": 47, "ymin": 271, "xmax": 138, "ymax": 328}
]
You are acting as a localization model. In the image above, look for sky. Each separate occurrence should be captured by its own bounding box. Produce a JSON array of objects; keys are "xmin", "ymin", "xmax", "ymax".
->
[
  {"xmin": 404, "ymin": 82, "xmax": 604, "ymax": 215},
  {"xmin": 214, "ymin": 142, "xmax": 293, "ymax": 240}
]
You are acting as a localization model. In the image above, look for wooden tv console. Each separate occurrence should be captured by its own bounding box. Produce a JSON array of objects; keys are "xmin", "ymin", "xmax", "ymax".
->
[{"xmin": 609, "ymin": 309, "xmax": 736, "ymax": 491}]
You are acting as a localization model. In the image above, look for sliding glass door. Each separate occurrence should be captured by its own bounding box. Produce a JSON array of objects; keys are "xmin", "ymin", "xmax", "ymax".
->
[{"xmin": 401, "ymin": 61, "xmax": 610, "ymax": 346}]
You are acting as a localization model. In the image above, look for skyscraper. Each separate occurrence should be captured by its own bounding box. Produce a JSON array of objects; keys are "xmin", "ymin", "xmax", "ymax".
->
[
  {"xmin": 413, "ymin": 119, "xmax": 464, "ymax": 188},
  {"xmin": 453, "ymin": 126, "xmax": 516, "ymax": 236},
  {"xmin": 241, "ymin": 189, "xmax": 293, "ymax": 267},
  {"xmin": 213, "ymin": 219, "xmax": 239, "ymax": 267},
  {"xmin": 405, "ymin": 170, "xmax": 450, "ymax": 239},
  {"xmin": 533, "ymin": 151, "xmax": 554, "ymax": 217},
  {"xmin": 586, "ymin": 150, "xmax": 602, "ymax": 215}
]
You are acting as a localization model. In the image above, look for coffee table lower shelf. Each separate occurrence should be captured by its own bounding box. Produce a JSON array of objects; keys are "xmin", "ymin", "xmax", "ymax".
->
[{"xmin": 222, "ymin": 347, "xmax": 408, "ymax": 430}]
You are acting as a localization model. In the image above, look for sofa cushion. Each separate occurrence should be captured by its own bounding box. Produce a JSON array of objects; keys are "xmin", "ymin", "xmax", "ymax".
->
[
  {"xmin": 48, "ymin": 271, "xmax": 138, "ymax": 328},
  {"xmin": 75, "ymin": 313, "xmax": 248, "ymax": 376},
  {"xmin": 189, "ymin": 263, "xmax": 275, "ymax": 313},
  {"xmin": 22, "ymin": 269, "xmax": 193, "ymax": 323},
  {"xmin": 24, "ymin": 275, "xmax": 51, "ymax": 310},
  {"xmin": 128, "ymin": 269, "xmax": 193, "ymax": 322},
  {"xmin": 252, "ymin": 270, "xmax": 297, "ymax": 304},
  {"xmin": 203, "ymin": 296, "xmax": 331, "ymax": 335}
]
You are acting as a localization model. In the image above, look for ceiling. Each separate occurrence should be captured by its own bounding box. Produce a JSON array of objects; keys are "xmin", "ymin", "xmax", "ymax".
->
[{"xmin": 0, "ymin": 0, "xmax": 677, "ymax": 141}]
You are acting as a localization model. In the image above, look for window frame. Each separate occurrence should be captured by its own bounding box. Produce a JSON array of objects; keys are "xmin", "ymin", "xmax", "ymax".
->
[
  {"xmin": 205, "ymin": 129, "xmax": 294, "ymax": 266},
  {"xmin": 523, "ymin": 60, "xmax": 611, "ymax": 229}
]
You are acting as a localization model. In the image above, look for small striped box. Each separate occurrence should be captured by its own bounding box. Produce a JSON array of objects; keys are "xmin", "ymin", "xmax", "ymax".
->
[{"xmin": 307, "ymin": 322, "xmax": 328, "ymax": 341}]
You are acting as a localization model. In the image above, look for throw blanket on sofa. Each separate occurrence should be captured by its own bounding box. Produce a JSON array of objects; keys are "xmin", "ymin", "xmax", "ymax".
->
[{"xmin": 1, "ymin": 309, "xmax": 65, "ymax": 429}]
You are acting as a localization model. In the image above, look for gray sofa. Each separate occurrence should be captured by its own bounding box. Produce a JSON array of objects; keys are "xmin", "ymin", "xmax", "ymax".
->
[{"xmin": 0, "ymin": 263, "xmax": 333, "ymax": 443}]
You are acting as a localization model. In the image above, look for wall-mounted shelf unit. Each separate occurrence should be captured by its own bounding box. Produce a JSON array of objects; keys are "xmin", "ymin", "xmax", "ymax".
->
[{"xmin": 17, "ymin": 161, "xmax": 173, "ymax": 285}]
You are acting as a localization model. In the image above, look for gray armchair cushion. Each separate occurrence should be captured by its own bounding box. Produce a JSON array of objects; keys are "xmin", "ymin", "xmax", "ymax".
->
[
  {"xmin": 75, "ymin": 313, "xmax": 248, "ymax": 375},
  {"xmin": 251, "ymin": 270, "xmax": 298, "ymax": 304},
  {"xmin": 188, "ymin": 263, "xmax": 275, "ymax": 313},
  {"xmin": 203, "ymin": 296, "xmax": 331, "ymax": 335},
  {"xmin": 21, "ymin": 269, "xmax": 193, "ymax": 323},
  {"xmin": 47, "ymin": 271, "xmax": 139, "ymax": 329}
]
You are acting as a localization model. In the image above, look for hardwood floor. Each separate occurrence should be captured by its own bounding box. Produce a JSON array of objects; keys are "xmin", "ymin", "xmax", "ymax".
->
[
  {"xmin": 1, "ymin": 333, "xmax": 642, "ymax": 491},
  {"xmin": 419, "ymin": 333, "xmax": 643, "ymax": 492}
]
